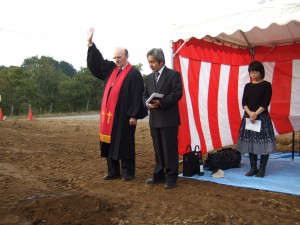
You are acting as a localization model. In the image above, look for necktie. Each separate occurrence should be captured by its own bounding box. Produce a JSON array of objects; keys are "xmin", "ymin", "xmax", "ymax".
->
[
  {"xmin": 155, "ymin": 72, "xmax": 160, "ymax": 84},
  {"xmin": 111, "ymin": 67, "xmax": 122, "ymax": 88},
  {"xmin": 117, "ymin": 67, "xmax": 122, "ymax": 75}
]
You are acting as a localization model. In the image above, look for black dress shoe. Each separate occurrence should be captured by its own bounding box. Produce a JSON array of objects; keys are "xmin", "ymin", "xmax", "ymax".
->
[
  {"xmin": 145, "ymin": 178, "xmax": 165, "ymax": 185},
  {"xmin": 122, "ymin": 176, "xmax": 135, "ymax": 181},
  {"xmin": 164, "ymin": 183, "xmax": 176, "ymax": 189},
  {"xmin": 103, "ymin": 174, "xmax": 121, "ymax": 180}
]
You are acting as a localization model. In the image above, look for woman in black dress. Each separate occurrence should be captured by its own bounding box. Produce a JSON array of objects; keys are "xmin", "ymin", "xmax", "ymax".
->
[{"xmin": 237, "ymin": 61, "xmax": 276, "ymax": 178}]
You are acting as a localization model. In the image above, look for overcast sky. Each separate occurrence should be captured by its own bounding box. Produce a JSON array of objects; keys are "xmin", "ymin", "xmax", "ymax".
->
[{"xmin": 0, "ymin": 0, "xmax": 256, "ymax": 74}]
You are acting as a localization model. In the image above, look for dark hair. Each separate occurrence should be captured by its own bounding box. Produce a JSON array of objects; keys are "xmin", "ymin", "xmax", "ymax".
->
[
  {"xmin": 248, "ymin": 61, "xmax": 265, "ymax": 79},
  {"xmin": 147, "ymin": 48, "xmax": 165, "ymax": 64}
]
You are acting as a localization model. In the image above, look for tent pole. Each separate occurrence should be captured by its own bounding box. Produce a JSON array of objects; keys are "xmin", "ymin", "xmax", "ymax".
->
[
  {"xmin": 250, "ymin": 48, "xmax": 255, "ymax": 60},
  {"xmin": 170, "ymin": 40, "xmax": 174, "ymax": 69},
  {"xmin": 259, "ymin": 45, "xmax": 276, "ymax": 61},
  {"xmin": 239, "ymin": 30, "xmax": 251, "ymax": 47},
  {"xmin": 292, "ymin": 131, "xmax": 295, "ymax": 160},
  {"xmin": 173, "ymin": 41, "xmax": 187, "ymax": 58},
  {"xmin": 239, "ymin": 30, "xmax": 255, "ymax": 60}
]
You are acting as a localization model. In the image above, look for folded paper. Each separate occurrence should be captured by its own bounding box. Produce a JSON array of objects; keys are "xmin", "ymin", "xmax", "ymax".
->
[{"xmin": 245, "ymin": 118, "xmax": 261, "ymax": 132}]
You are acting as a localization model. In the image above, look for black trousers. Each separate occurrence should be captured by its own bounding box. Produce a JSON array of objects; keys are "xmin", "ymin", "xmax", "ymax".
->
[
  {"xmin": 150, "ymin": 126, "xmax": 179, "ymax": 184},
  {"xmin": 107, "ymin": 158, "xmax": 135, "ymax": 178}
]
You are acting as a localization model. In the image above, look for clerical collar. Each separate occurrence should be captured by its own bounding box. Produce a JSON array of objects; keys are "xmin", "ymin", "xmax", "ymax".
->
[{"xmin": 120, "ymin": 63, "xmax": 129, "ymax": 70}]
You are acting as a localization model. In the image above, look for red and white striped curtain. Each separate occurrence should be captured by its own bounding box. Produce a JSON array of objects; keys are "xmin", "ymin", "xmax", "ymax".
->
[{"xmin": 173, "ymin": 38, "xmax": 300, "ymax": 155}]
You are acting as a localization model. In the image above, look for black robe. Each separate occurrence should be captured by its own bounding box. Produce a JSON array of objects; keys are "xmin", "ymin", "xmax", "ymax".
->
[{"xmin": 87, "ymin": 44, "xmax": 147, "ymax": 160}]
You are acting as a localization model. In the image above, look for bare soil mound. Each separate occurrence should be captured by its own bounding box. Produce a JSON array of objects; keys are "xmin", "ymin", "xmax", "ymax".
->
[{"xmin": 0, "ymin": 119, "xmax": 299, "ymax": 225}]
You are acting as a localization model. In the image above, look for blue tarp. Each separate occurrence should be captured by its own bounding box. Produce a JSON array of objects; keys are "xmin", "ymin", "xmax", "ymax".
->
[{"xmin": 179, "ymin": 153, "xmax": 300, "ymax": 196}]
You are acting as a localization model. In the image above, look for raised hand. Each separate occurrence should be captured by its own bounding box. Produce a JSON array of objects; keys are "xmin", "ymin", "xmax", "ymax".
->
[{"xmin": 87, "ymin": 28, "xmax": 94, "ymax": 45}]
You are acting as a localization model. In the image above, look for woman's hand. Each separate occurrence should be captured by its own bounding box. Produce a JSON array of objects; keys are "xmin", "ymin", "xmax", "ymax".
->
[{"xmin": 249, "ymin": 111, "xmax": 257, "ymax": 122}]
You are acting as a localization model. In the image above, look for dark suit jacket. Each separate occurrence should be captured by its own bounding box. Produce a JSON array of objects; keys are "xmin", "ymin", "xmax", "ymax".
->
[{"xmin": 143, "ymin": 67, "xmax": 183, "ymax": 128}]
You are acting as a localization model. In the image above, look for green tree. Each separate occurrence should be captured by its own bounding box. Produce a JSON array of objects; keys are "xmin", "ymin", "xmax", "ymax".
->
[
  {"xmin": 0, "ymin": 66, "xmax": 31, "ymax": 116},
  {"xmin": 59, "ymin": 61, "xmax": 77, "ymax": 77},
  {"xmin": 0, "ymin": 56, "xmax": 145, "ymax": 115},
  {"xmin": 74, "ymin": 67, "xmax": 103, "ymax": 111},
  {"xmin": 22, "ymin": 56, "xmax": 69, "ymax": 113},
  {"xmin": 132, "ymin": 63, "xmax": 143, "ymax": 72},
  {"xmin": 55, "ymin": 67, "xmax": 102, "ymax": 112}
]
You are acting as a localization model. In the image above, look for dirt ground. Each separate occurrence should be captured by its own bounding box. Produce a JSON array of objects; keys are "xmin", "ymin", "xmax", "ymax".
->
[{"xmin": 0, "ymin": 118, "xmax": 300, "ymax": 225}]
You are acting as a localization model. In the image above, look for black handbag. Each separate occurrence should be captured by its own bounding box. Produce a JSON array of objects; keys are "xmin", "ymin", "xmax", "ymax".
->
[
  {"xmin": 204, "ymin": 147, "xmax": 241, "ymax": 171},
  {"xmin": 182, "ymin": 145, "xmax": 199, "ymax": 177}
]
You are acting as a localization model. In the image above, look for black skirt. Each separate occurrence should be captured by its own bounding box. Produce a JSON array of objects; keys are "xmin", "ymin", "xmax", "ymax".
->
[{"xmin": 237, "ymin": 112, "xmax": 276, "ymax": 155}]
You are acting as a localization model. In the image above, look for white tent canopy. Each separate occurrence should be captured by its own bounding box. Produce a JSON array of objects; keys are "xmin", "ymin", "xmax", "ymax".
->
[
  {"xmin": 171, "ymin": 0, "xmax": 300, "ymax": 154},
  {"xmin": 171, "ymin": 0, "xmax": 300, "ymax": 48}
]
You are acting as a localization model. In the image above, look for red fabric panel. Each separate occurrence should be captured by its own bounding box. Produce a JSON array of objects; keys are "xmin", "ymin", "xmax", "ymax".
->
[
  {"xmin": 208, "ymin": 64, "xmax": 222, "ymax": 149},
  {"xmin": 188, "ymin": 60, "xmax": 207, "ymax": 152},
  {"xmin": 176, "ymin": 38, "xmax": 251, "ymax": 65},
  {"xmin": 174, "ymin": 39, "xmax": 299, "ymax": 152},
  {"xmin": 255, "ymin": 43, "xmax": 300, "ymax": 62},
  {"xmin": 269, "ymin": 61, "xmax": 294, "ymax": 134},
  {"xmin": 255, "ymin": 44, "xmax": 299, "ymax": 134},
  {"xmin": 227, "ymin": 66, "xmax": 242, "ymax": 143},
  {"xmin": 174, "ymin": 53, "xmax": 191, "ymax": 156}
]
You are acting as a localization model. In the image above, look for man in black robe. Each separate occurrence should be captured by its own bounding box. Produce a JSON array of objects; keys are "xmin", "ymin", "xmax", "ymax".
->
[{"xmin": 86, "ymin": 28, "xmax": 147, "ymax": 181}]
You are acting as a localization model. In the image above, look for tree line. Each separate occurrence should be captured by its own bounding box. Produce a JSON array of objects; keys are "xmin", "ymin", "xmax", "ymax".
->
[{"xmin": 0, "ymin": 56, "xmax": 144, "ymax": 117}]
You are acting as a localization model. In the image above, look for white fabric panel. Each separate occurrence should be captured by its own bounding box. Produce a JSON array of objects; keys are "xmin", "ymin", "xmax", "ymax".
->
[
  {"xmin": 289, "ymin": 60, "xmax": 300, "ymax": 130},
  {"xmin": 238, "ymin": 66, "xmax": 249, "ymax": 119},
  {"xmin": 263, "ymin": 62, "xmax": 275, "ymax": 84},
  {"xmin": 218, "ymin": 65, "xmax": 233, "ymax": 146},
  {"xmin": 199, "ymin": 62, "xmax": 213, "ymax": 151},
  {"xmin": 263, "ymin": 62, "xmax": 279, "ymax": 136},
  {"xmin": 179, "ymin": 56, "xmax": 200, "ymax": 147},
  {"xmin": 290, "ymin": 60, "xmax": 300, "ymax": 116}
]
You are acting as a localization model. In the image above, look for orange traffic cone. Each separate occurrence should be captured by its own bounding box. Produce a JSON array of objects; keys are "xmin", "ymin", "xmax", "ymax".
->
[
  {"xmin": 0, "ymin": 108, "xmax": 3, "ymax": 121},
  {"xmin": 28, "ymin": 107, "xmax": 33, "ymax": 121}
]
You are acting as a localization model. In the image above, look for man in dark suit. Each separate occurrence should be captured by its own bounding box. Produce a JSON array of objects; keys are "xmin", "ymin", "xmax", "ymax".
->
[{"xmin": 143, "ymin": 48, "xmax": 183, "ymax": 189}]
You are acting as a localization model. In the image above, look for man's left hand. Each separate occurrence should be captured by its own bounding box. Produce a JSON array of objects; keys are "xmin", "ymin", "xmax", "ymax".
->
[{"xmin": 129, "ymin": 117, "xmax": 137, "ymax": 126}]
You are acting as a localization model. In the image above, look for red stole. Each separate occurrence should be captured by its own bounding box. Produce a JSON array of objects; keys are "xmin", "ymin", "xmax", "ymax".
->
[{"xmin": 100, "ymin": 64, "xmax": 132, "ymax": 143}]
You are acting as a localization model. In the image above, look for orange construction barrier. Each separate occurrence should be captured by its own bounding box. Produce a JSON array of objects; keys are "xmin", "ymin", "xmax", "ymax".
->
[
  {"xmin": 28, "ymin": 107, "xmax": 33, "ymax": 121},
  {"xmin": 0, "ymin": 108, "xmax": 3, "ymax": 121}
]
